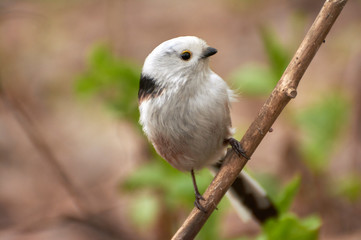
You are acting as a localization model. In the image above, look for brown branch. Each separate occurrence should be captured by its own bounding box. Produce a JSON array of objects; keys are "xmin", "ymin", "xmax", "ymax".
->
[
  {"xmin": 172, "ymin": 0, "xmax": 348, "ymax": 239},
  {"xmin": 0, "ymin": 91, "xmax": 86, "ymax": 214},
  {"xmin": 0, "ymin": 91, "xmax": 140, "ymax": 240},
  {"xmin": 0, "ymin": 86, "xmax": 139, "ymax": 239}
]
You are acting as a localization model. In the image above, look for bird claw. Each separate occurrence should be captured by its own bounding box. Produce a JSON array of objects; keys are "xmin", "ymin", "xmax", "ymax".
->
[
  {"xmin": 227, "ymin": 138, "xmax": 250, "ymax": 160},
  {"xmin": 194, "ymin": 192, "xmax": 207, "ymax": 213},
  {"xmin": 191, "ymin": 169, "xmax": 207, "ymax": 213}
]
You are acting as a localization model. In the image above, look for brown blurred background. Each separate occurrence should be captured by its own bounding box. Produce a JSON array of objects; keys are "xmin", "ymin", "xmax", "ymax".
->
[{"xmin": 0, "ymin": 0, "xmax": 360, "ymax": 239}]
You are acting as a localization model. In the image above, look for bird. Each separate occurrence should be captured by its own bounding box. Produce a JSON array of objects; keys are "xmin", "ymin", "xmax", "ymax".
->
[{"xmin": 138, "ymin": 36, "xmax": 277, "ymax": 222}]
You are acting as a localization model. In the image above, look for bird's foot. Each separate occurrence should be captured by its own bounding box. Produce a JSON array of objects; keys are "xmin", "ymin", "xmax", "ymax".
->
[
  {"xmin": 226, "ymin": 138, "xmax": 250, "ymax": 160},
  {"xmin": 191, "ymin": 169, "xmax": 207, "ymax": 213},
  {"xmin": 194, "ymin": 191, "xmax": 207, "ymax": 213}
]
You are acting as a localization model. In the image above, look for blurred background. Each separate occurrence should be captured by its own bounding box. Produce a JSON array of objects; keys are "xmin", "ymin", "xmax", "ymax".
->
[{"xmin": 0, "ymin": 0, "xmax": 360, "ymax": 239}]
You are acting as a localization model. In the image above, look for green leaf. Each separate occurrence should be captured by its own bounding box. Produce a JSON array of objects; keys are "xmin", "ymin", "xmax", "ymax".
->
[
  {"xmin": 275, "ymin": 176, "xmax": 301, "ymax": 214},
  {"xmin": 123, "ymin": 158, "xmax": 222, "ymax": 240},
  {"xmin": 122, "ymin": 158, "xmax": 213, "ymax": 208},
  {"xmin": 252, "ymin": 173, "xmax": 281, "ymax": 202},
  {"xmin": 229, "ymin": 26, "xmax": 291, "ymax": 97},
  {"xmin": 229, "ymin": 64, "xmax": 277, "ymax": 96},
  {"xmin": 259, "ymin": 213, "xmax": 321, "ymax": 240},
  {"xmin": 293, "ymin": 93, "xmax": 350, "ymax": 172},
  {"xmin": 129, "ymin": 193, "xmax": 159, "ymax": 229},
  {"xmin": 74, "ymin": 44, "xmax": 141, "ymax": 123},
  {"xmin": 252, "ymin": 173, "xmax": 300, "ymax": 214},
  {"xmin": 260, "ymin": 26, "xmax": 291, "ymax": 79},
  {"xmin": 332, "ymin": 174, "xmax": 361, "ymax": 202}
]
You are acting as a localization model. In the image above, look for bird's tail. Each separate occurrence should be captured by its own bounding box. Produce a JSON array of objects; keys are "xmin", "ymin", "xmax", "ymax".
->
[{"xmin": 209, "ymin": 163, "xmax": 278, "ymax": 223}]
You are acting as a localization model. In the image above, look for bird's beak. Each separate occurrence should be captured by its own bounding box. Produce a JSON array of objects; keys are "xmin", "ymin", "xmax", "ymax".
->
[{"xmin": 202, "ymin": 47, "xmax": 217, "ymax": 58}]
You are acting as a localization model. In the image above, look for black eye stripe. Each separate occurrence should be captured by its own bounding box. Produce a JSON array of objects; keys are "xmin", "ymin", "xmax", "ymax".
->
[{"xmin": 180, "ymin": 50, "xmax": 192, "ymax": 61}]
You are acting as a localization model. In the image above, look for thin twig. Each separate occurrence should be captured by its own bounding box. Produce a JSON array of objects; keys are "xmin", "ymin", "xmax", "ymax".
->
[
  {"xmin": 0, "ymin": 91, "xmax": 86, "ymax": 214},
  {"xmin": 172, "ymin": 0, "xmax": 348, "ymax": 239},
  {"xmin": 0, "ymin": 88, "xmax": 138, "ymax": 239}
]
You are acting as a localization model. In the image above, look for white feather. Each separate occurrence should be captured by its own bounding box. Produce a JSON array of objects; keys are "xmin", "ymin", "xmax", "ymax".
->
[{"xmin": 139, "ymin": 36, "xmax": 233, "ymax": 172}]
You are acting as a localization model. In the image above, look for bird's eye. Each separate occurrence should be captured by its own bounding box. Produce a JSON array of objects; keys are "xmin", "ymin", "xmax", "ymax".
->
[{"xmin": 180, "ymin": 50, "xmax": 192, "ymax": 61}]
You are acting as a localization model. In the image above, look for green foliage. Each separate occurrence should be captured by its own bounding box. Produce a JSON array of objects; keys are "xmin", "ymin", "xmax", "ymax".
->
[
  {"xmin": 130, "ymin": 193, "xmax": 159, "ymax": 230},
  {"xmin": 251, "ymin": 173, "xmax": 300, "ymax": 215},
  {"xmin": 263, "ymin": 176, "xmax": 320, "ymax": 240},
  {"xmin": 122, "ymin": 158, "xmax": 222, "ymax": 240},
  {"xmin": 231, "ymin": 174, "xmax": 320, "ymax": 240},
  {"xmin": 122, "ymin": 158, "xmax": 225, "ymax": 240},
  {"xmin": 124, "ymin": 165, "xmax": 307, "ymax": 240},
  {"xmin": 293, "ymin": 93, "xmax": 350, "ymax": 172},
  {"xmin": 123, "ymin": 158, "xmax": 213, "ymax": 208},
  {"xmin": 260, "ymin": 26, "xmax": 290, "ymax": 79},
  {"xmin": 332, "ymin": 174, "xmax": 361, "ymax": 202},
  {"xmin": 229, "ymin": 26, "xmax": 291, "ymax": 96},
  {"xmin": 274, "ymin": 176, "xmax": 301, "ymax": 214},
  {"xmin": 257, "ymin": 213, "xmax": 321, "ymax": 240},
  {"xmin": 229, "ymin": 64, "xmax": 276, "ymax": 96},
  {"xmin": 74, "ymin": 44, "xmax": 141, "ymax": 123},
  {"xmin": 251, "ymin": 173, "xmax": 281, "ymax": 202}
]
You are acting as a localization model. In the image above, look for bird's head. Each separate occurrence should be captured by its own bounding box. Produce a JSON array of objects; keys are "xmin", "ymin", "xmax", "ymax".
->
[{"xmin": 141, "ymin": 36, "xmax": 217, "ymax": 87}]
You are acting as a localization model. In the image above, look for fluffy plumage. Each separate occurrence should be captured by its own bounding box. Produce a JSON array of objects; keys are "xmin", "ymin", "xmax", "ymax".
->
[
  {"xmin": 139, "ymin": 36, "xmax": 233, "ymax": 172},
  {"xmin": 138, "ymin": 36, "xmax": 278, "ymax": 221}
]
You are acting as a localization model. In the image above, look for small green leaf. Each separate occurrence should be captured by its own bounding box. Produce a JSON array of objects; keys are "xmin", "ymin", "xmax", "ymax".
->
[
  {"xmin": 252, "ymin": 172, "xmax": 280, "ymax": 202},
  {"xmin": 332, "ymin": 174, "xmax": 361, "ymax": 202},
  {"xmin": 129, "ymin": 193, "xmax": 159, "ymax": 229},
  {"xmin": 275, "ymin": 175, "xmax": 301, "ymax": 214},
  {"xmin": 122, "ymin": 158, "xmax": 213, "ymax": 208},
  {"xmin": 253, "ymin": 173, "xmax": 300, "ymax": 214},
  {"xmin": 259, "ymin": 213, "xmax": 321, "ymax": 240},
  {"xmin": 74, "ymin": 44, "xmax": 141, "ymax": 123},
  {"xmin": 229, "ymin": 26, "xmax": 291, "ymax": 98},
  {"xmin": 229, "ymin": 64, "xmax": 277, "ymax": 96},
  {"xmin": 260, "ymin": 26, "xmax": 291, "ymax": 79},
  {"xmin": 293, "ymin": 93, "xmax": 350, "ymax": 172}
]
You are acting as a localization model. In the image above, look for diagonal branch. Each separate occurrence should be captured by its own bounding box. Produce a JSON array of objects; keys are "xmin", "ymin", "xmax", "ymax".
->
[
  {"xmin": 0, "ymin": 90, "xmax": 138, "ymax": 240},
  {"xmin": 172, "ymin": 0, "xmax": 348, "ymax": 239}
]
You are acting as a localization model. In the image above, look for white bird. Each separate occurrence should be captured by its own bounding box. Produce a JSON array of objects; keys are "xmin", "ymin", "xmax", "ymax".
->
[{"xmin": 138, "ymin": 36, "xmax": 277, "ymax": 221}]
